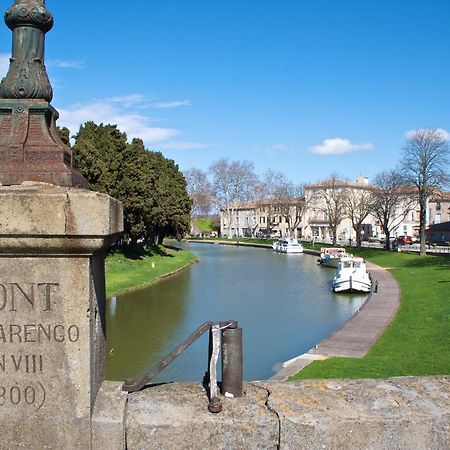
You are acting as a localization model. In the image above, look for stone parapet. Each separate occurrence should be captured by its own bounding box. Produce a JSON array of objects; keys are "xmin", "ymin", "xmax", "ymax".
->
[{"xmin": 105, "ymin": 377, "xmax": 449, "ymax": 450}]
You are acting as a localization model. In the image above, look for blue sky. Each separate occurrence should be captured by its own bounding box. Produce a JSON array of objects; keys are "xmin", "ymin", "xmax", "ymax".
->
[{"xmin": 1, "ymin": 0, "xmax": 449, "ymax": 184}]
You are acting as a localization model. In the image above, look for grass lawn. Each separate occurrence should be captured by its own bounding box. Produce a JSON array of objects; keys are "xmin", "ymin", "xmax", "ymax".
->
[
  {"xmin": 290, "ymin": 248, "xmax": 450, "ymax": 380},
  {"xmin": 192, "ymin": 217, "xmax": 215, "ymax": 233},
  {"xmin": 105, "ymin": 244, "xmax": 198, "ymax": 297}
]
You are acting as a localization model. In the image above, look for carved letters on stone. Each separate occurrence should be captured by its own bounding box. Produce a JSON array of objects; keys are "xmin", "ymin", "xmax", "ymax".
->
[{"xmin": 0, "ymin": 281, "xmax": 80, "ymax": 410}]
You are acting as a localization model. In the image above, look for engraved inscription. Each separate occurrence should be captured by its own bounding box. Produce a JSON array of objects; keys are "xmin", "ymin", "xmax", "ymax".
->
[
  {"xmin": 0, "ymin": 382, "xmax": 46, "ymax": 410},
  {"xmin": 0, "ymin": 282, "xmax": 59, "ymax": 312},
  {"xmin": 0, "ymin": 355, "xmax": 44, "ymax": 373},
  {"xmin": 0, "ymin": 280, "xmax": 83, "ymax": 411},
  {"xmin": 0, "ymin": 324, "xmax": 80, "ymax": 343}
]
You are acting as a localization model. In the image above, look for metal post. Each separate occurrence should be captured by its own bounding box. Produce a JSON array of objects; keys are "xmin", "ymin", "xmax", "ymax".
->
[
  {"xmin": 208, "ymin": 325, "xmax": 222, "ymax": 413},
  {"xmin": 221, "ymin": 327, "xmax": 243, "ymax": 397}
]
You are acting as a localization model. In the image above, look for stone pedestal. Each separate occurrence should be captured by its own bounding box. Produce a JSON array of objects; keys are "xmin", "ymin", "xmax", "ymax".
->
[{"xmin": 0, "ymin": 186, "xmax": 123, "ymax": 449}]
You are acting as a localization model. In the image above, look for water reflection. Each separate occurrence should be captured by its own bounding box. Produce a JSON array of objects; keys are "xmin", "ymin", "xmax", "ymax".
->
[{"xmin": 106, "ymin": 243, "xmax": 367, "ymax": 382}]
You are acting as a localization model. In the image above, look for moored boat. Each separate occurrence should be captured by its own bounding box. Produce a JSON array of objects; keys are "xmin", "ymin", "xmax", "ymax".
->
[
  {"xmin": 332, "ymin": 256, "xmax": 372, "ymax": 293},
  {"xmin": 272, "ymin": 237, "xmax": 304, "ymax": 253},
  {"xmin": 317, "ymin": 247, "xmax": 351, "ymax": 268}
]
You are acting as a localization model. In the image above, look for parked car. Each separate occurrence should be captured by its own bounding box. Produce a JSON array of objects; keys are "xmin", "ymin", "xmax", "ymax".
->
[{"xmin": 394, "ymin": 236, "xmax": 413, "ymax": 245}]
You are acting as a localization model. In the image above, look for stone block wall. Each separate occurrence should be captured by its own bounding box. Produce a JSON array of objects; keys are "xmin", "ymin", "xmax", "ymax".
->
[{"xmin": 93, "ymin": 376, "xmax": 450, "ymax": 450}]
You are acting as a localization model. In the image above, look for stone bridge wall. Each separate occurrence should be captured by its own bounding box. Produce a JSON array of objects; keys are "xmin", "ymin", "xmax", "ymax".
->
[{"xmin": 93, "ymin": 376, "xmax": 450, "ymax": 450}]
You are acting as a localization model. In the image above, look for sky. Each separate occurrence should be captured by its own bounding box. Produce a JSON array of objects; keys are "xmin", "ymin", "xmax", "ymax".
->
[{"xmin": 1, "ymin": 0, "xmax": 449, "ymax": 185}]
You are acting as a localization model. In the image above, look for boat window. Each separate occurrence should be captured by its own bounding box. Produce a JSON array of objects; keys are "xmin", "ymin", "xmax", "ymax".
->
[
  {"xmin": 353, "ymin": 262, "xmax": 361, "ymax": 268},
  {"xmin": 343, "ymin": 261, "xmax": 352, "ymax": 268}
]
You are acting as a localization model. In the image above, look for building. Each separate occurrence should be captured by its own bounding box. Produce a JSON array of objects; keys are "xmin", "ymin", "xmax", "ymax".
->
[
  {"xmin": 220, "ymin": 176, "xmax": 449, "ymax": 242},
  {"xmin": 220, "ymin": 200, "xmax": 300, "ymax": 238},
  {"xmin": 429, "ymin": 192, "xmax": 450, "ymax": 225}
]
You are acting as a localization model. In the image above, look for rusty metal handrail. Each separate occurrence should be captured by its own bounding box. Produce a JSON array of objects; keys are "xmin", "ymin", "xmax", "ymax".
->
[{"xmin": 122, "ymin": 320, "xmax": 238, "ymax": 393}]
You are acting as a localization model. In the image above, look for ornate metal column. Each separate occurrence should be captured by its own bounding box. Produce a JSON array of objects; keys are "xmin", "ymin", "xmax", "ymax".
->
[{"xmin": 0, "ymin": 0, "xmax": 88, "ymax": 187}]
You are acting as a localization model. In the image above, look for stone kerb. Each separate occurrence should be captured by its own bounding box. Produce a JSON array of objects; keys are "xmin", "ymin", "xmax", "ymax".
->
[{"xmin": 0, "ymin": 185, "xmax": 123, "ymax": 449}]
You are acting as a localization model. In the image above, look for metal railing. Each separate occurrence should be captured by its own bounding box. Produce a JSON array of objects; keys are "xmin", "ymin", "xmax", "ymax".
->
[{"xmin": 122, "ymin": 320, "xmax": 243, "ymax": 413}]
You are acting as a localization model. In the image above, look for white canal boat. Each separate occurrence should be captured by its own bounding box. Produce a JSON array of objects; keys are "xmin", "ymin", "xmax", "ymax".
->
[
  {"xmin": 272, "ymin": 237, "xmax": 304, "ymax": 254},
  {"xmin": 317, "ymin": 247, "xmax": 352, "ymax": 268},
  {"xmin": 332, "ymin": 256, "xmax": 372, "ymax": 293}
]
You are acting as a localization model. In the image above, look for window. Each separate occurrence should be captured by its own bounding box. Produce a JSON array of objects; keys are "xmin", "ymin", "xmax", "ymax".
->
[{"xmin": 436, "ymin": 202, "xmax": 441, "ymax": 211}]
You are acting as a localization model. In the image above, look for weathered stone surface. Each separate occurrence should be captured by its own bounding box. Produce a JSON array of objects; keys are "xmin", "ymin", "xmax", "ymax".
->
[
  {"xmin": 126, "ymin": 382, "xmax": 279, "ymax": 450},
  {"xmin": 124, "ymin": 377, "xmax": 450, "ymax": 449},
  {"xmin": 0, "ymin": 186, "xmax": 122, "ymax": 240},
  {"xmin": 92, "ymin": 381, "xmax": 128, "ymax": 450},
  {"xmin": 0, "ymin": 186, "xmax": 123, "ymax": 449},
  {"xmin": 260, "ymin": 377, "xmax": 450, "ymax": 450}
]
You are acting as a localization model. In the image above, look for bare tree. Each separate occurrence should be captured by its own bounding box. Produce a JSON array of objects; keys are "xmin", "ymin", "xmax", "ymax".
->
[
  {"xmin": 277, "ymin": 182, "xmax": 306, "ymax": 237},
  {"xmin": 400, "ymin": 128, "xmax": 450, "ymax": 255},
  {"xmin": 210, "ymin": 159, "xmax": 257, "ymax": 237},
  {"xmin": 255, "ymin": 169, "xmax": 287, "ymax": 236},
  {"xmin": 184, "ymin": 168, "xmax": 213, "ymax": 216},
  {"xmin": 345, "ymin": 187, "xmax": 376, "ymax": 247},
  {"xmin": 372, "ymin": 170, "xmax": 417, "ymax": 251},
  {"xmin": 314, "ymin": 174, "xmax": 349, "ymax": 244}
]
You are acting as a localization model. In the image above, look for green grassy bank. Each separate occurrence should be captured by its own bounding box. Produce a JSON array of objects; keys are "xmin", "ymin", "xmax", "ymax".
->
[
  {"xmin": 291, "ymin": 248, "xmax": 450, "ymax": 380},
  {"xmin": 105, "ymin": 244, "xmax": 198, "ymax": 297}
]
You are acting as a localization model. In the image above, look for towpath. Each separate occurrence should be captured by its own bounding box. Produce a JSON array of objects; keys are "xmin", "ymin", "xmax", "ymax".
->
[{"xmin": 270, "ymin": 260, "xmax": 401, "ymax": 380}]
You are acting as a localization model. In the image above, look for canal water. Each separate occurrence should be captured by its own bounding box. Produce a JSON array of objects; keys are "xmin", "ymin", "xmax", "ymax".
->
[{"xmin": 106, "ymin": 243, "xmax": 367, "ymax": 383}]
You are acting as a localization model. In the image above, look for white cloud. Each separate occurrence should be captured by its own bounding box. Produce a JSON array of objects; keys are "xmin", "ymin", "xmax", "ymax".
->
[
  {"xmin": 151, "ymin": 100, "xmax": 191, "ymax": 109},
  {"xmin": 0, "ymin": 53, "xmax": 10, "ymax": 77},
  {"xmin": 47, "ymin": 59, "xmax": 85, "ymax": 69},
  {"xmin": 58, "ymin": 97, "xmax": 179, "ymax": 145},
  {"xmin": 309, "ymin": 138, "xmax": 373, "ymax": 155},
  {"xmin": 405, "ymin": 128, "xmax": 450, "ymax": 141}
]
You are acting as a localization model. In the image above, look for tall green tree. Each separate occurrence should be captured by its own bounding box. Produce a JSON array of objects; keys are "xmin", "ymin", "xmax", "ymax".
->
[
  {"xmin": 73, "ymin": 122, "xmax": 128, "ymax": 198},
  {"xmin": 146, "ymin": 152, "xmax": 192, "ymax": 244},
  {"xmin": 56, "ymin": 126, "xmax": 71, "ymax": 147},
  {"xmin": 73, "ymin": 122, "xmax": 191, "ymax": 245}
]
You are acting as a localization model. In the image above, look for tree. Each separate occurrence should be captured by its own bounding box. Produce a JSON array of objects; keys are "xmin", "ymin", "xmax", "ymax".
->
[
  {"xmin": 73, "ymin": 122, "xmax": 192, "ymax": 246},
  {"xmin": 277, "ymin": 182, "xmax": 306, "ymax": 238},
  {"xmin": 400, "ymin": 128, "xmax": 450, "ymax": 255},
  {"xmin": 314, "ymin": 174, "xmax": 349, "ymax": 245},
  {"xmin": 210, "ymin": 159, "xmax": 257, "ymax": 237},
  {"xmin": 255, "ymin": 169, "xmax": 288, "ymax": 236},
  {"xmin": 184, "ymin": 168, "xmax": 213, "ymax": 216},
  {"xmin": 148, "ymin": 153, "xmax": 192, "ymax": 244},
  {"xmin": 372, "ymin": 170, "xmax": 417, "ymax": 251},
  {"xmin": 73, "ymin": 122, "xmax": 128, "ymax": 198},
  {"xmin": 116, "ymin": 138, "xmax": 154, "ymax": 244},
  {"xmin": 345, "ymin": 187, "xmax": 376, "ymax": 247},
  {"xmin": 56, "ymin": 126, "xmax": 71, "ymax": 147}
]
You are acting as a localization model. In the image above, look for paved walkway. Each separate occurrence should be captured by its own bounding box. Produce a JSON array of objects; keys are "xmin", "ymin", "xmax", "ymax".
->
[{"xmin": 270, "ymin": 261, "xmax": 401, "ymax": 380}]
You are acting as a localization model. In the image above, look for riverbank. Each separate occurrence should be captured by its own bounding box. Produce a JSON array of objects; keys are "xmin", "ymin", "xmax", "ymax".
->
[
  {"xmin": 290, "ymin": 249, "xmax": 450, "ymax": 379},
  {"xmin": 105, "ymin": 244, "xmax": 198, "ymax": 297},
  {"xmin": 189, "ymin": 238, "xmax": 450, "ymax": 379}
]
